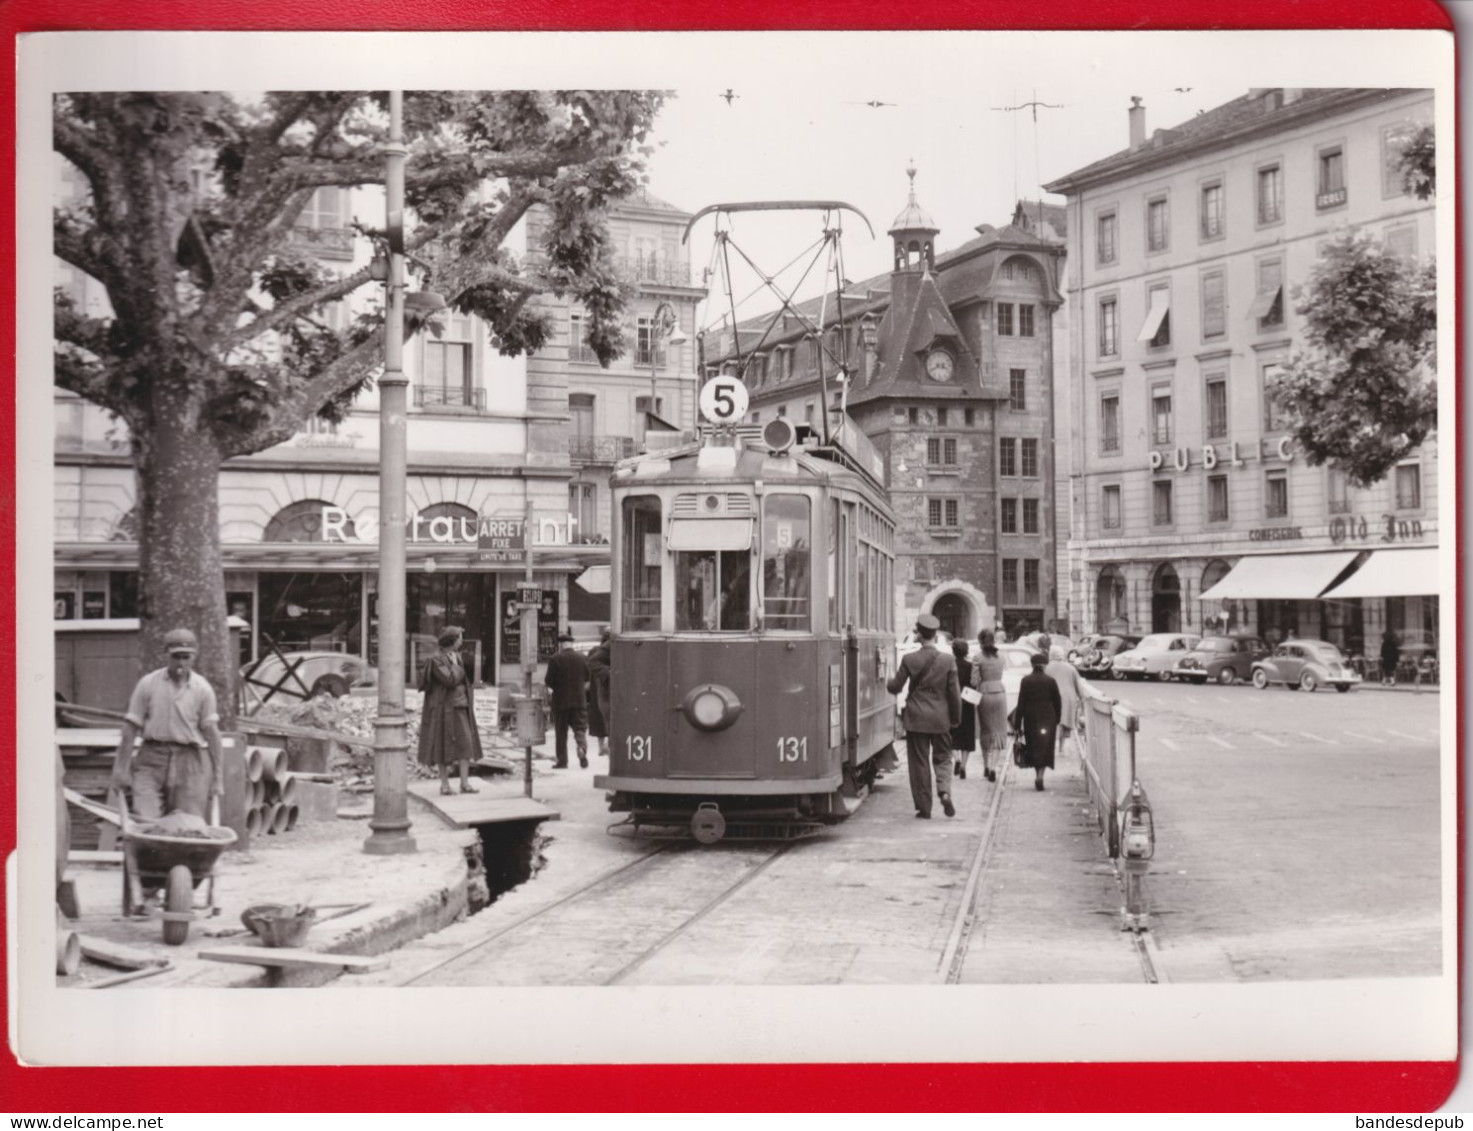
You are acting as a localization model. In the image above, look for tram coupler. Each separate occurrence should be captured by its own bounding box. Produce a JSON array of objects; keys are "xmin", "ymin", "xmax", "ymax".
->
[{"xmin": 1119, "ymin": 780, "xmax": 1155, "ymax": 932}]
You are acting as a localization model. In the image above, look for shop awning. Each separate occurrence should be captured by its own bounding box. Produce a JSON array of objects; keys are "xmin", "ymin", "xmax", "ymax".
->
[
  {"xmin": 1320, "ymin": 548, "xmax": 1441, "ymax": 599},
  {"xmin": 1198, "ymin": 550, "xmax": 1360, "ymax": 601},
  {"xmin": 1136, "ymin": 288, "xmax": 1171, "ymax": 342}
]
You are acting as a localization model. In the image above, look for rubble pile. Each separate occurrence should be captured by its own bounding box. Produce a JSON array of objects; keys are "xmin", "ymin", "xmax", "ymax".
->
[{"xmin": 139, "ymin": 811, "xmax": 233, "ymax": 840}]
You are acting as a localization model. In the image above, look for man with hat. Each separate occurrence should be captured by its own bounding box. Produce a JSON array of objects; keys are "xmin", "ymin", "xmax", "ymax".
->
[
  {"xmin": 544, "ymin": 632, "xmax": 592, "ymax": 769},
  {"xmin": 886, "ymin": 612, "xmax": 963, "ymax": 819},
  {"xmin": 110, "ymin": 627, "xmax": 223, "ymax": 819}
]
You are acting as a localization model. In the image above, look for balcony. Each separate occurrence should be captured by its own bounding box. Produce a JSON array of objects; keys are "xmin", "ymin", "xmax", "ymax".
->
[
  {"xmin": 569, "ymin": 434, "xmax": 636, "ymax": 465},
  {"xmin": 615, "ymin": 255, "xmax": 692, "ymax": 288},
  {"xmin": 414, "ymin": 385, "xmax": 486, "ymax": 411},
  {"xmin": 568, "ymin": 344, "xmax": 601, "ymax": 364},
  {"xmin": 289, "ymin": 225, "xmax": 356, "ymax": 261},
  {"xmin": 634, "ymin": 348, "xmax": 668, "ymax": 368}
]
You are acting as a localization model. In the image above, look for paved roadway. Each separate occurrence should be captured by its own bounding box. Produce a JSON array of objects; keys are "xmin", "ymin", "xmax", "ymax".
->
[{"xmin": 1099, "ymin": 678, "xmax": 1444, "ymax": 981}]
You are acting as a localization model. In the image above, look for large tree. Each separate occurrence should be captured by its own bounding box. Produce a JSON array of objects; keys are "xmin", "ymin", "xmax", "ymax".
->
[
  {"xmin": 1269, "ymin": 227, "xmax": 1436, "ymax": 489},
  {"xmin": 54, "ymin": 91, "xmax": 665, "ymax": 717}
]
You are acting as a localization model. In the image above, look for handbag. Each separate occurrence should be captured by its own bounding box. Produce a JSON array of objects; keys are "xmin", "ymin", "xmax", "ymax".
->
[{"xmin": 1012, "ymin": 731, "xmax": 1029, "ymax": 768}]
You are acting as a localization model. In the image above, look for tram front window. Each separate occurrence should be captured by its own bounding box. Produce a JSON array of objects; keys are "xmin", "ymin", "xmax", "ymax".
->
[
  {"xmin": 676, "ymin": 550, "xmax": 750, "ymax": 631},
  {"xmin": 621, "ymin": 495, "xmax": 662, "ymax": 631},
  {"xmin": 763, "ymin": 494, "xmax": 811, "ymax": 631}
]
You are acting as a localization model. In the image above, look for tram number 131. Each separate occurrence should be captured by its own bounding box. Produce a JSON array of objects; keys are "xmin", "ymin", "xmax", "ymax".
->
[
  {"xmin": 776, "ymin": 736, "xmax": 809, "ymax": 762},
  {"xmin": 626, "ymin": 735, "xmax": 654, "ymax": 761}
]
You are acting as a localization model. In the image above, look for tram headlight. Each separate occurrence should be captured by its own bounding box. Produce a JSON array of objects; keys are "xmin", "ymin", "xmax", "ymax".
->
[{"xmin": 681, "ymin": 683, "xmax": 743, "ymax": 732}]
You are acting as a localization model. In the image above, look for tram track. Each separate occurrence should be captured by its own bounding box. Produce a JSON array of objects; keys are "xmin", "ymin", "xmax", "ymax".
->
[{"xmin": 396, "ymin": 838, "xmax": 795, "ymax": 987}]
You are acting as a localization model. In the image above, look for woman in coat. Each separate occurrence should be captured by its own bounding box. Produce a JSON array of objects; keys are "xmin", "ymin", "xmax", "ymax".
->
[
  {"xmin": 1044, "ymin": 644, "xmax": 1090, "ymax": 761},
  {"xmin": 1010, "ymin": 652, "xmax": 1062, "ymax": 791},
  {"xmin": 971, "ymin": 629, "xmax": 1009, "ymax": 783},
  {"xmin": 418, "ymin": 626, "xmax": 484, "ymax": 795},
  {"xmin": 949, "ymin": 639, "xmax": 976, "ymax": 779},
  {"xmin": 585, "ymin": 626, "xmax": 612, "ymax": 757}
]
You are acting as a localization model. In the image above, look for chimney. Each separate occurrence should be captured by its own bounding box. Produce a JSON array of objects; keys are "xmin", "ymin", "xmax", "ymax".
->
[{"xmin": 1128, "ymin": 96, "xmax": 1146, "ymax": 151}]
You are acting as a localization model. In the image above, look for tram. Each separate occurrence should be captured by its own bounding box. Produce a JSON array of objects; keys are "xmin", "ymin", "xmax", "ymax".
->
[{"xmin": 593, "ymin": 416, "xmax": 900, "ymax": 842}]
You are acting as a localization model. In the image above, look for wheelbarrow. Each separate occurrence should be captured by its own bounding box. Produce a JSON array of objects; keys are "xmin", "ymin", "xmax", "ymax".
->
[{"xmin": 121, "ymin": 799, "xmax": 237, "ymax": 946}]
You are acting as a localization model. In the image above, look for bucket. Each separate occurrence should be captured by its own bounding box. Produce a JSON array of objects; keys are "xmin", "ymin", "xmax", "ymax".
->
[{"xmin": 241, "ymin": 903, "xmax": 316, "ymax": 948}]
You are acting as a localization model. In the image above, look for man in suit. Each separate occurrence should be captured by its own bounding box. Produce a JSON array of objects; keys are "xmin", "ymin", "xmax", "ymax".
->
[
  {"xmin": 544, "ymin": 632, "xmax": 592, "ymax": 768},
  {"xmin": 887, "ymin": 613, "xmax": 963, "ymax": 819}
]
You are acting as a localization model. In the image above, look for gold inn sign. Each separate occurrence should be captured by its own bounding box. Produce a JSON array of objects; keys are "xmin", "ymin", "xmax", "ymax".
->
[{"xmin": 1148, "ymin": 437, "xmax": 1296, "ymax": 473}]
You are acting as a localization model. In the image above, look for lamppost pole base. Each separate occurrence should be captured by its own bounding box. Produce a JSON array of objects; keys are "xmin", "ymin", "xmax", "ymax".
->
[{"xmin": 364, "ymin": 714, "xmax": 417, "ymax": 855}]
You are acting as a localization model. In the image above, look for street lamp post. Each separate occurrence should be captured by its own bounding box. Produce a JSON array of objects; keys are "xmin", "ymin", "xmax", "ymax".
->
[
  {"xmin": 364, "ymin": 90, "xmax": 416, "ymax": 856},
  {"xmin": 647, "ymin": 300, "xmax": 688, "ymax": 433}
]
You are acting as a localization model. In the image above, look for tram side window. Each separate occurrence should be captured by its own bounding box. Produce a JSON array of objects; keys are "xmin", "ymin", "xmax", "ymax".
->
[
  {"xmin": 621, "ymin": 495, "xmax": 662, "ymax": 631},
  {"xmin": 828, "ymin": 501, "xmax": 839, "ymax": 632},
  {"xmin": 763, "ymin": 495, "xmax": 811, "ymax": 631},
  {"xmin": 675, "ymin": 550, "xmax": 750, "ymax": 631}
]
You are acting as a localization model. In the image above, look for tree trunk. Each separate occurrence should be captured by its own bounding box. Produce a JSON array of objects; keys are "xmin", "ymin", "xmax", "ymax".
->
[{"xmin": 133, "ymin": 411, "xmax": 235, "ymax": 727}]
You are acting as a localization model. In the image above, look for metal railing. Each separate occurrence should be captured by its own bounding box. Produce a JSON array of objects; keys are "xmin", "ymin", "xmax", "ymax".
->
[
  {"xmin": 568, "ymin": 435, "xmax": 636, "ymax": 464},
  {"xmin": 615, "ymin": 256, "xmax": 692, "ymax": 287},
  {"xmin": 414, "ymin": 385, "xmax": 486, "ymax": 410},
  {"xmin": 1077, "ymin": 682, "xmax": 1153, "ymax": 928}
]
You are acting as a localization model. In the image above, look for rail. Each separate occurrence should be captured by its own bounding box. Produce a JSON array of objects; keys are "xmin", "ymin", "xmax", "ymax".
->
[{"xmin": 1077, "ymin": 681, "xmax": 1154, "ymax": 929}]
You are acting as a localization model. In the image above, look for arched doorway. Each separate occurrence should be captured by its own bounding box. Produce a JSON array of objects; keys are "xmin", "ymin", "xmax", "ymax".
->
[
  {"xmin": 1095, "ymin": 565, "xmax": 1127, "ymax": 633},
  {"xmin": 1152, "ymin": 563, "xmax": 1182, "ymax": 634},
  {"xmin": 1200, "ymin": 559, "xmax": 1236, "ymax": 635},
  {"xmin": 931, "ymin": 591, "xmax": 971, "ymax": 642}
]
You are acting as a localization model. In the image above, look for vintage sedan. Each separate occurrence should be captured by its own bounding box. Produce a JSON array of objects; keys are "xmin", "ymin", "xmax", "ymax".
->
[
  {"xmin": 1174, "ymin": 635, "xmax": 1270, "ymax": 685},
  {"xmin": 1251, "ymin": 639, "xmax": 1361, "ymax": 693},
  {"xmin": 1110, "ymin": 633, "xmax": 1201, "ymax": 681},
  {"xmin": 1073, "ymin": 634, "xmax": 1142, "ymax": 679}
]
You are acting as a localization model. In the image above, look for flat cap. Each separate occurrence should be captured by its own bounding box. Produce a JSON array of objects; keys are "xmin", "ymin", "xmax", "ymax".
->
[
  {"xmin": 163, "ymin": 628, "xmax": 199, "ymax": 654},
  {"xmin": 915, "ymin": 613, "xmax": 940, "ymax": 632}
]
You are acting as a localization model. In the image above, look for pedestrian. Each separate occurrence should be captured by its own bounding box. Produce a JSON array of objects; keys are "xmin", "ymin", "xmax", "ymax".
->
[
  {"xmin": 886, "ymin": 613, "xmax": 962, "ymax": 819},
  {"xmin": 586, "ymin": 626, "xmax": 612, "ymax": 757},
  {"xmin": 110, "ymin": 627, "xmax": 224, "ymax": 819},
  {"xmin": 1380, "ymin": 630, "xmax": 1401, "ymax": 686},
  {"xmin": 418, "ymin": 626, "xmax": 483, "ymax": 796},
  {"xmin": 1045, "ymin": 644, "xmax": 1089, "ymax": 761},
  {"xmin": 1010, "ymin": 652, "xmax": 1062, "ymax": 792},
  {"xmin": 949, "ymin": 638, "xmax": 976, "ymax": 780},
  {"xmin": 545, "ymin": 632, "xmax": 591, "ymax": 768},
  {"xmin": 971, "ymin": 630, "xmax": 1009, "ymax": 783}
]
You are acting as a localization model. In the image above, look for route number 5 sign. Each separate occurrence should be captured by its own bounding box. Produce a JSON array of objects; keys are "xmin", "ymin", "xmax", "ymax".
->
[{"xmin": 698, "ymin": 376, "xmax": 749, "ymax": 425}]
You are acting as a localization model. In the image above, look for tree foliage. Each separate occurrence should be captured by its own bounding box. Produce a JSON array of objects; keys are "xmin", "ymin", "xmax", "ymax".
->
[
  {"xmin": 1398, "ymin": 123, "xmax": 1435, "ymax": 200},
  {"xmin": 1270, "ymin": 227, "xmax": 1436, "ymax": 488},
  {"xmin": 54, "ymin": 89, "xmax": 667, "ymax": 456}
]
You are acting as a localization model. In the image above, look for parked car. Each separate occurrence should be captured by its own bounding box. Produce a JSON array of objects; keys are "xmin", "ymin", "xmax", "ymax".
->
[
  {"xmin": 1251, "ymin": 639, "xmax": 1361, "ymax": 693},
  {"xmin": 1174, "ymin": 635, "xmax": 1270, "ymax": 686},
  {"xmin": 1073, "ymin": 634, "xmax": 1142, "ymax": 679},
  {"xmin": 1110, "ymin": 633, "xmax": 1201, "ymax": 681},
  {"xmin": 242, "ymin": 651, "xmax": 377, "ymax": 704}
]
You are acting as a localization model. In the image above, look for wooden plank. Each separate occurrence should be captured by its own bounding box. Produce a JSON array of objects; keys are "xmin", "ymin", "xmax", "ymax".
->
[
  {"xmin": 407, "ymin": 783, "xmax": 559, "ymax": 828},
  {"xmin": 69, "ymin": 849, "xmax": 123, "ymax": 866},
  {"xmin": 242, "ymin": 718, "xmax": 374, "ymax": 751},
  {"xmin": 58, "ymin": 728, "xmax": 124, "ymax": 747},
  {"xmin": 198, "ymin": 946, "xmax": 389, "ymax": 973},
  {"xmin": 78, "ymin": 935, "xmax": 169, "ymax": 971}
]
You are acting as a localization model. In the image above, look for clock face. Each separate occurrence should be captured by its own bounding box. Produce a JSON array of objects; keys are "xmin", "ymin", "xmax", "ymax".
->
[{"xmin": 926, "ymin": 349, "xmax": 955, "ymax": 382}]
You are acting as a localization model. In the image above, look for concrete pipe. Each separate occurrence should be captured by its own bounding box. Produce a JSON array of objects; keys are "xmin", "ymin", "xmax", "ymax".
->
[
  {"xmin": 250, "ymin": 779, "xmax": 266, "ymax": 808},
  {"xmin": 284, "ymin": 803, "xmax": 300, "ymax": 832},
  {"xmin": 246, "ymin": 806, "xmax": 264, "ymax": 837},
  {"xmin": 262, "ymin": 748, "xmax": 288, "ymax": 783},
  {"xmin": 268, "ymin": 803, "xmax": 290, "ymax": 835},
  {"xmin": 246, "ymin": 747, "xmax": 264, "ymax": 783},
  {"xmin": 57, "ymin": 929, "xmax": 81, "ymax": 976},
  {"xmin": 262, "ymin": 779, "xmax": 279, "ymax": 806},
  {"xmin": 277, "ymin": 773, "xmax": 299, "ymax": 806}
]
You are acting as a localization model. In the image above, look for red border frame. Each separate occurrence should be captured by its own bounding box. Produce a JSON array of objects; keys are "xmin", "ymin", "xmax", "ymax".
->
[{"xmin": 2, "ymin": 0, "xmax": 1459, "ymax": 1113}]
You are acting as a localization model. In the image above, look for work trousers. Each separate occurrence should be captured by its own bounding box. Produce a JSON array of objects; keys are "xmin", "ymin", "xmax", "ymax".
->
[
  {"xmin": 905, "ymin": 731, "xmax": 954, "ymax": 817},
  {"xmin": 131, "ymin": 740, "xmax": 212, "ymax": 818},
  {"xmin": 553, "ymin": 707, "xmax": 589, "ymax": 767}
]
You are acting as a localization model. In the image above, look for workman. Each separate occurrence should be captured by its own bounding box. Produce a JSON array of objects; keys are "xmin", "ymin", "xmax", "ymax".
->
[{"xmin": 111, "ymin": 627, "xmax": 224, "ymax": 818}]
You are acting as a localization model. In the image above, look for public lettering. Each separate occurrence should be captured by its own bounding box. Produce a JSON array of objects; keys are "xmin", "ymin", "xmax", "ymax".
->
[
  {"xmin": 1149, "ymin": 450, "xmax": 1163, "ymax": 472},
  {"xmin": 1249, "ymin": 527, "xmax": 1304, "ymax": 542},
  {"xmin": 321, "ymin": 506, "xmax": 353, "ymax": 542},
  {"xmin": 1277, "ymin": 436, "xmax": 1296, "ymax": 462},
  {"xmin": 1382, "ymin": 514, "xmax": 1425, "ymax": 544},
  {"xmin": 1203, "ymin": 445, "xmax": 1218, "ymax": 470},
  {"xmin": 1231, "ymin": 441, "xmax": 1246, "ymax": 467},
  {"xmin": 1173, "ymin": 446, "xmax": 1189, "ymax": 472}
]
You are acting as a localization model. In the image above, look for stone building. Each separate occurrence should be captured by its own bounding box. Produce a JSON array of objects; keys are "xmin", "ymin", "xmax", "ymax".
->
[
  {"xmin": 705, "ymin": 170, "xmax": 1067, "ymax": 640},
  {"xmin": 1045, "ymin": 88, "xmax": 1438, "ymax": 658}
]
